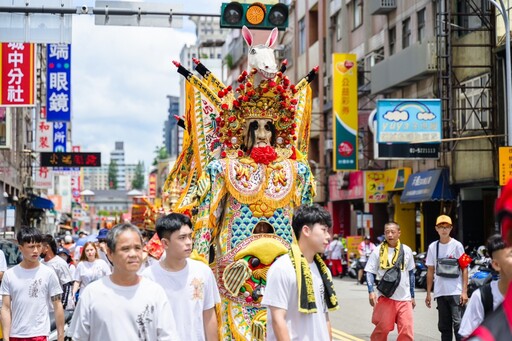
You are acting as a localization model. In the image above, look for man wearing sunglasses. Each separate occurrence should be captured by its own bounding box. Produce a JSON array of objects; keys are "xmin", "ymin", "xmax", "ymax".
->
[{"xmin": 425, "ymin": 215, "xmax": 468, "ymax": 341}]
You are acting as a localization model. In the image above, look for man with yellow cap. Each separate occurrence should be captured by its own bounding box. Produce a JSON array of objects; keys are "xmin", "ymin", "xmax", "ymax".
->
[{"xmin": 425, "ymin": 215, "xmax": 469, "ymax": 341}]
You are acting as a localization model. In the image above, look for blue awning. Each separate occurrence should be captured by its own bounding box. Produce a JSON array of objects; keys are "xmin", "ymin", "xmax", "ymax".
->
[
  {"xmin": 30, "ymin": 196, "xmax": 55, "ymax": 210},
  {"xmin": 401, "ymin": 169, "xmax": 454, "ymax": 203}
]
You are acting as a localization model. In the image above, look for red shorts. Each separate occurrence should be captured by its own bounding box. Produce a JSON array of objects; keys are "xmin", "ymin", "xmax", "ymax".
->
[{"xmin": 10, "ymin": 337, "xmax": 47, "ymax": 341}]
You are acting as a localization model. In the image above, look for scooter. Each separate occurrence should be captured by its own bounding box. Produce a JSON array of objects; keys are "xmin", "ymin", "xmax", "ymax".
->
[{"xmin": 414, "ymin": 252, "xmax": 428, "ymax": 289}]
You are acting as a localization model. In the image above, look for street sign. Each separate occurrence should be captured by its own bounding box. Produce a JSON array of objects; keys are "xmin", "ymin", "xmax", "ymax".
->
[
  {"xmin": 40, "ymin": 152, "xmax": 101, "ymax": 167},
  {"xmin": 0, "ymin": 0, "xmax": 72, "ymax": 43},
  {"xmin": 499, "ymin": 147, "xmax": 512, "ymax": 186},
  {"xmin": 47, "ymin": 44, "xmax": 71, "ymax": 122},
  {"xmin": 95, "ymin": 1, "xmax": 183, "ymax": 28}
]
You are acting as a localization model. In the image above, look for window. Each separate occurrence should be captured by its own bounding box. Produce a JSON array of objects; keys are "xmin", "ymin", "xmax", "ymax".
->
[
  {"xmin": 402, "ymin": 18, "xmax": 411, "ymax": 49},
  {"xmin": 353, "ymin": 0, "xmax": 363, "ymax": 29},
  {"xmin": 298, "ymin": 18, "xmax": 306, "ymax": 54},
  {"xmin": 456, "ymin": 0, "xmax": 489, "ymax": 37},
  {"xmin": 417, "ymin": 9, "xmax": 426, "ymax": 43},
  {"xmin": 389, "ymin": 27, "xmax": 396, "ymax": 55},
  {"xmin": 456, "ymin": 74, "xmax": 491, "ymax": 131}
]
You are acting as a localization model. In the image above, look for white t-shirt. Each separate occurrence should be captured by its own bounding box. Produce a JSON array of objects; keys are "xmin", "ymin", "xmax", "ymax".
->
[
  {"xmin": 41, "ymin": 256, "xmax": 73, "ymax": 286},
  {"xmin": 262, "ymin": 254, "xmax": 330, "ymax": 341},
  {"xmin": 73, "ymin": 259, "xmax": 111, "ymax": 290},
  {"xmin": 69, "ymin": 276, "xmax": 179, "ymax": 341},
  {"xmin": 459, "ymin": 280, "xmax": 504, "ymax": 337},
  {"xmin": 328, "ymin": 240, "xmax": 343, "ymax": 260},
  {"xmin": 358, "ymin": 242, "xmax": 376, "ymax": 262},
  {"xmin": 364, "ymin": 243, "xmax": 415, "ymax": 301},
  {"xmin": 426, "ymin": 239, "xmax": 465, "ymax": 298},
  {"xmin": 141, "ymin": 258, "xmax": 220, "ymax": 341},
  {"xmin": 0, "ymin": 264, "xmax": 62, "ymax": 338},
  {"xmin": 0, "ymin": 249, "xmax": 8, "ymax": 307}
]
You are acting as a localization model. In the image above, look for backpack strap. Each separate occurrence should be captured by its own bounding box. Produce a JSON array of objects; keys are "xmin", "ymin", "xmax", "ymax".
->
[{"xmin": 480, "ymin": 283, "xmax": 494, "ymax": 318}]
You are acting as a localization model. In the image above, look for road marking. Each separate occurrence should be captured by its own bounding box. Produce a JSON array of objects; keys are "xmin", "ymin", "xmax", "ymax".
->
[{"xmin": 332, "ymin": 328, "xmax": 365, "ymax": 341}]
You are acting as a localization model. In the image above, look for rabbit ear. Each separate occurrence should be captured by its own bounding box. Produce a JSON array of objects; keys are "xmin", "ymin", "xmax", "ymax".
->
[
  {"xmin": 242, "ymin": 26, "xmax": 253, "ymax": 47},
  {"xmin": 265, "ymin": 27, "xmax": 279, "ymax": 48}
]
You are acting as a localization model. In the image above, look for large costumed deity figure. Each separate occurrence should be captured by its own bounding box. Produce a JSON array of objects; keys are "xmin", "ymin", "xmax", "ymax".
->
[{"xmin": 165, "ymin": 26, "xmax": 318, "ymax": 340}]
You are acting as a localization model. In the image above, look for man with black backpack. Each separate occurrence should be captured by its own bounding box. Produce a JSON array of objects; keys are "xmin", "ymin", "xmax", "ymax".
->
[
  {"xmin": 459, "ymin": 234, "xmax": 510, "ymax": 338},
  {"xmin": 365, "ymin": 222, "xmax": 415, "ymax": 340}
]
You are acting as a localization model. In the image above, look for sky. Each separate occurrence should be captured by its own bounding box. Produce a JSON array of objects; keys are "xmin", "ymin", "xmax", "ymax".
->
[{"xmin": 71, "ymin": 0, "xmax": 223, "ymax": 168}]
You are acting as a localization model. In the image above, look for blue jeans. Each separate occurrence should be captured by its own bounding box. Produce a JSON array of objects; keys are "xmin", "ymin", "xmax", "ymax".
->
[{"xmin": 436, "ymin": 295, "xmax": 462, "ymax": 341}]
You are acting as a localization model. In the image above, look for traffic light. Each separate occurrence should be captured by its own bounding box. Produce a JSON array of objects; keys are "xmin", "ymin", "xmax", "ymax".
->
[{"xmin": 220, "ymin": 2, "xmax": 289, "ymax": 31}]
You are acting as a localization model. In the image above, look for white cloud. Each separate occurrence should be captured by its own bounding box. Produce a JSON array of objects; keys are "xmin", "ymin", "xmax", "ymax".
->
[
  {"xmin": 70, "ymin": 0, "xmax": 223, "ymax": 168},
  {"xmin": 383, "ymin": 110, "xmax": 409, "ymax": 122},
  {"xmin": 417, "ymin": 112, "xmax": 436, "ymax": 120}
]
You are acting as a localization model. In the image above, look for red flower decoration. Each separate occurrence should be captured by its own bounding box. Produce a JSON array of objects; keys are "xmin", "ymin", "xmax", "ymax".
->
[{"xmin": 250, "ymin": 146, "xmax": 278, "ymax": 165}]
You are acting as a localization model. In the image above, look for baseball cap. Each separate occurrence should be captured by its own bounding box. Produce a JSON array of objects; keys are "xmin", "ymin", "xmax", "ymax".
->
[
  {"xmin": 57, "ymin": 247, "xmax": 70, "ymax": 257},
  {"xmin": 364, "ymin": 235, "xmax": 371, "ymax": 240},
  {"xmin": 436, "ymin": 215, "xmax": 452, "ymax": 226},
  {"xmin": 64, "ymin": 235, "xmax": 73, "ymax": 243},
  {"xmin": 97, "ymin": 228, "xmax": 109, "ymax": 240},
  {"xmin": 78, "ymin": 230, "xmax": 88, "ymax": 236}
]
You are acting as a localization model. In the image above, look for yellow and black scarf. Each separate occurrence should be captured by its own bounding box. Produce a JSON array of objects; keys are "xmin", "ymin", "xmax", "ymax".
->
[
  {"xmin": 379, "ymin": 239, "xmax": 405, "ymax": 270},
  {"xmin": 289, "ymin": 243, "xmax": 339, "ymax": 313}
]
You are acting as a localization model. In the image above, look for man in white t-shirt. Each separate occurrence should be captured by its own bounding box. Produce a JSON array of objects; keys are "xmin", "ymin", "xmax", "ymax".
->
[
  {"xmin": 142, "ymin": 213, "xmax": 220, "ymax": 341},
  {"xmin": 425, "ymin": 215, "xmax": 469, "ymax": 341},
  {"xmin": 0, "ymin": 227, "xmax": 64, "ymax": 341},
  {"xmin": 459, "ymin": 234, "xmax": 511, "ymax": 337},
  {"xmin": 68, "ymin": 223, "xmax": 178, "ymax": 341},
  {"xmin": 262, "ymin": 204, "xmax": 339, "ymax": 341},
  {"xmin": 365, "ymin": 222, "xmax": 415, "ymax": 340},
  {"xmin": 41, "ymin": 234, "xmax": 74, "ymax": 310}
]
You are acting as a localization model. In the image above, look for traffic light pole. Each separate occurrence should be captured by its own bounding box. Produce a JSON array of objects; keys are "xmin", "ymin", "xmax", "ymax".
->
[{"xmin": 0, "ymin": 5, "xmax": 220, "ymax": 17}]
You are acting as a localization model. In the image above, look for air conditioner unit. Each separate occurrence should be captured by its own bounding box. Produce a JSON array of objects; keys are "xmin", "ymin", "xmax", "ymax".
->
[{"xmin": 275, "ymin": 49, "xmax": 286, "ymax": 59}]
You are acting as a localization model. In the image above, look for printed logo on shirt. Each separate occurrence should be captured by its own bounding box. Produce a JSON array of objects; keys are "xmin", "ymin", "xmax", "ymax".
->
[
  {"xmin": 190, "ymin": 277, "xmax": 204, "ymax": 301},
  {"xmin": 29, "ymin": 278, "xmax": 43, "ymax": 298},
  {"xmin": 136, "ymin": 304, "xmax": 155, "ymax": 341}
]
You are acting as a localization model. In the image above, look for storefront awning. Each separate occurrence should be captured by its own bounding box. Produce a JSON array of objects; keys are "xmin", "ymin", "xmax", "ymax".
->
[
  {"xmin": 401, "ymin": 169, "xmax": 454, "ymax": 203},
  {"xmin": 30, "ymin": 195, "xmax": 55, "ymax": 210}
]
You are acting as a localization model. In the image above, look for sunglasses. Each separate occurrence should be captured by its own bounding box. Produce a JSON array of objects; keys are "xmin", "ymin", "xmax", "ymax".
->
[{"xmin": 436, "ymin": 225, "xmax": 452, "ymax": 230}]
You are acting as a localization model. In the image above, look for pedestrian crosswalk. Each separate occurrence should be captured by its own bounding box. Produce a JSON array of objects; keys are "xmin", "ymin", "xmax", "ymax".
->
[{"xmin": 332, "ymin": 328, "xmax": 365, "ymax": 341}]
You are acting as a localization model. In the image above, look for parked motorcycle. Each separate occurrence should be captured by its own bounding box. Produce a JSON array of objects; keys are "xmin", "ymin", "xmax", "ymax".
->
[{"xmin": 414, "ymin": 251, "xmax": 428, "ymax": 289}]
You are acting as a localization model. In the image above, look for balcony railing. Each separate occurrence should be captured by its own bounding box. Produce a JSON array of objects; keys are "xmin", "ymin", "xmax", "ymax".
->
[{"xmin": 369, "ymin": 0, "xmax": 397, "ymax": 15}]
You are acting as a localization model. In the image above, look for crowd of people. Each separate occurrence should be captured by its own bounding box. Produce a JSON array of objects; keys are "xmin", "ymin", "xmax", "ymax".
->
[{"xmin": 0, "ymin": 193, "xmax": 510, "ymax": 340}]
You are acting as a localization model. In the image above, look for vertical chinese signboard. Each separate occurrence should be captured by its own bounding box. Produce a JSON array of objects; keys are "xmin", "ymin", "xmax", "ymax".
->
[
  {"xmin": 0, "ymin": 43, "xmax": 35, "ymax": 106},
  {"xmin": 332, "ymin": 53, "xmax": 358, "ymax": 171},
  {"xmin": 53, "ymin": 122, "xmax": 67, "ymax": 152},
  {"xmin": 149, "ymin": 172, "xmax": 157, "ymax": 197},
  {"xmin": 46, "ymin": 44, "xmax": 71, "ymax": 121}
]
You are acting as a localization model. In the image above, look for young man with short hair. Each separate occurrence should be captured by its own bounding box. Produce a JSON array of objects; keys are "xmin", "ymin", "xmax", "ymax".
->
[
  {"xmin": 425, "ymin": 215, "xmax": 469, "ymax": 341},
  {"xmin": 142, "ymin": 213, "xmax": 220, "ymax": 341},
  {"xmin": 41, "ymin": 234, "xmax": 74, "ymax": 310},
  {"xmin": 262, "ymin": 204, "xmax": 339, "ymax": 341},
  {"xmin": 459, "ymin": 234, "xmax": 511, "ymax": 337},
  {"xmin": 365, "ymin": 222, "xmax": 416, "ymax": 340},
  {"xmin": 0, "ymin": 227, "xmax": 64, "ymax": 341},
  {"xmin": 68, "ymin": 223, "xmax": 178, "ymax": 340}
]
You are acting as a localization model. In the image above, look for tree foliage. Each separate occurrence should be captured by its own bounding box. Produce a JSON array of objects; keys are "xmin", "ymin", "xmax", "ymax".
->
[
  {"xmin": 108, "ymin": 160, "xmax": 118, "ymax": 189},
  {"xmin": 131, "ymin": 161, "xmax": 145, "ymax": 190},
  {"xmin": 152, "ymin": 145, "xmax": 168, "ymax": 166}
]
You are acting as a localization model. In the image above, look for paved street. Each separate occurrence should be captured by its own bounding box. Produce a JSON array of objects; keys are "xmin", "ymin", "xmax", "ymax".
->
[{"xmin": 330, "ymin": 277, "xmax": 440, "ymax": 341}]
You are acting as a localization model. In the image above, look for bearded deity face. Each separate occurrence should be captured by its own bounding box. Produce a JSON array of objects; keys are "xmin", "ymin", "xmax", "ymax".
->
[{"xmin": 244, "ymin": 119, "xmax": 276, "ymax": 151}]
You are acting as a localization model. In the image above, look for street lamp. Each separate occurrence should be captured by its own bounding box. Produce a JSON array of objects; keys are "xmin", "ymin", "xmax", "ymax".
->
[{"xmin": 488, "ymin": 0, "xmax": 512, "ymax": 146}]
